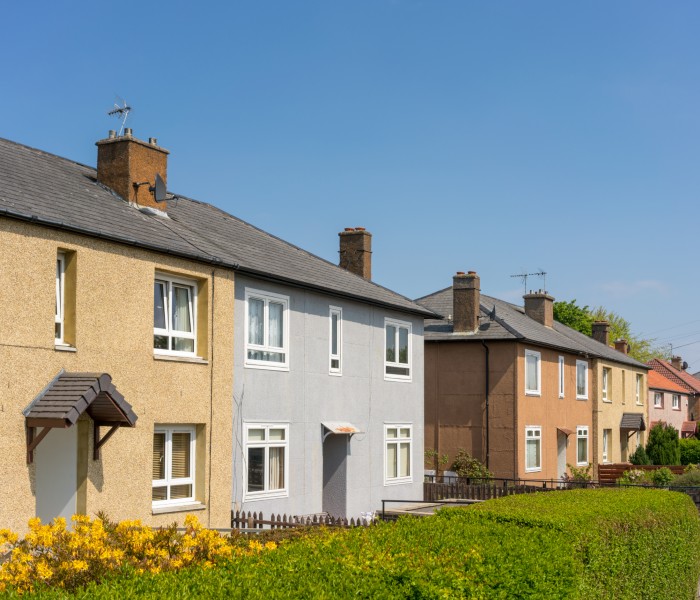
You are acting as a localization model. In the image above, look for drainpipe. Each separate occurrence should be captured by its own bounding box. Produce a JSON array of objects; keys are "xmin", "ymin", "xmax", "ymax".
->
[{"xmin": 482, "ymin": 340, "xmax": 490, "ymax": 469}]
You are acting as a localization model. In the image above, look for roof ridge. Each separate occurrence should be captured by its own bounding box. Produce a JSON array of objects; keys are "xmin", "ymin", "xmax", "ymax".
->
[{"xmin": 0, "ymin": 136, "xmax": 95, "ymax": 172}]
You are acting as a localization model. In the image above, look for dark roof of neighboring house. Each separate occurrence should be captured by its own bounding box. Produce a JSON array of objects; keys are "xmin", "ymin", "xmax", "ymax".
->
[
  {"xmin": 647, "ymin": 359, "xmax": 700, "ymax": 395},
  {"xmin": 416, "ymin": 286, "xmax": 647, "ymax": 368},
  {"xmin": 648, "ymin": 370, "xmax": 688, "ymax": 394},
  {"xmin": 0, "ymin": 137, "xmax": 435, "ymax": 318}
]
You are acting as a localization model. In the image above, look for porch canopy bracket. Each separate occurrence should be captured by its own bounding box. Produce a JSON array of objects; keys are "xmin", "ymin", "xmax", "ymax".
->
[{"xmin": 23, "ymin": 371, "xmax": 137, "ymax": 463}]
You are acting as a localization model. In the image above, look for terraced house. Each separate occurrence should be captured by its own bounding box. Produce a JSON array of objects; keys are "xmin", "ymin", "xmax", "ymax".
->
[
  {"xmin": 418, "ymin": 272, "xmax": 648, "ymax": 481},
  {"xmin": 0, "ymin": 130, "xmax": 432, "ymax": 531}
]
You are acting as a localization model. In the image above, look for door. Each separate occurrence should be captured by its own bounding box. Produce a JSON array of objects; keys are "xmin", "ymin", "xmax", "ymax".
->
[
  {"xmin": 322, "ymin": 435, "xmax": 347, "ymax": 518},
  {"xmin": 557, "ymin": 431, "xmax": 567, "ymax": 481},
  {"xmin": 35, "ymin": 427, "xmax": 77, "ymax": 524}
]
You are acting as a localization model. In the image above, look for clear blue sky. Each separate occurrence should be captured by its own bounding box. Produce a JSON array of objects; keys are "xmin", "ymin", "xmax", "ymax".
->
[{"xmin": 4, "ymin": 2, "xmax": 700, "ymax": 367}]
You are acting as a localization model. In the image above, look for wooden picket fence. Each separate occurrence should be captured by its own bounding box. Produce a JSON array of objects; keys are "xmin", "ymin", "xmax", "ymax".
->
[
  {"xmin": 423, "ymin": 481, "xmax": 552, "ymax": 502},
  {"xmin": 231, "ymin": 510, "xmax": 373, "ymax": 530}
]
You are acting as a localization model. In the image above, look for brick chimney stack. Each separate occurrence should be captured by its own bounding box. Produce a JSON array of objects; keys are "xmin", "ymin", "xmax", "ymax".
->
[
  {"xmin": 614, "ymin": 339, "xmax": 629, "ymax": 355},
  {"xmin": 523, "ymin": 290, "xmax": 554, "ymax": 328},
  {"xmin": 96, "ymin": 130, "xmax": 169, "ymax": 211},
  {"xmin": 453, "ymin": 271, "xmax": 480, "ymax": 333},
  {"xmin": 592, "ymin": 321, "xmax": 610, "ymax": 346},
  {"xmin": 338, "ymin": 228, "xmax": 372, "ymax": 279},
  {"xmin": 671, "ymin": 356, "xmax": 684, "ymax": 371}
]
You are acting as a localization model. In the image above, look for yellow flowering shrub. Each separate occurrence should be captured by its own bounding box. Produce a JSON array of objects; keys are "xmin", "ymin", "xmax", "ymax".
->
[{"xmin": 0, "ymin": 514, "xmax": 276, "ymax": 594}]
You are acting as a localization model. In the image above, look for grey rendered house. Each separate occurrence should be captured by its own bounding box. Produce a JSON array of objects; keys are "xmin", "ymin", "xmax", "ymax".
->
[{"xmin": 231, "ymin": 228, "xmax": 434, "ymax": 518}]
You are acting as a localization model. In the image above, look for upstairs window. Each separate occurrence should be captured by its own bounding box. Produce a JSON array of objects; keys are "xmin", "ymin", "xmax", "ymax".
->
[
  {"xmin": 245, "ymin": 289, "xmax": 289, "ymax": 370},
  {"xmin": 385, "ymin": 319, "xmax": 411, "ymax": 380},
  {"xmin": 55, "ymin": 253, "xmax": 65, "ymax": 344},
  {"xmin": 635, "ymin": 374, "xmax": 643, "ymax": 405},
  {"xmin": 673, "ymin": 394, "xmax": 681, "ymax": 410},
  {"xmin": 154, "ymin": 275, "xmax": 197, "ymax": 355},
  {"xmin": 152, "ymin": 426, "xmax": 196, "ymax": 507},
  {"xmin": 602, "ymin": 368, "xmax": 611, "ymax": 402},
  {"xmin": 329, "ymin": 306, "xmax": 342, "ymax": 375},
  {"xmin": 654, "ymin": 392, "xmax": 663, "ymax": 408},
  {"xmin": 576, "ymin": 360, "xmax": 588, "ymax": 399},
  {"xmin": 525, "ymin": 350, "xmax": 541, "ymax": 395}
]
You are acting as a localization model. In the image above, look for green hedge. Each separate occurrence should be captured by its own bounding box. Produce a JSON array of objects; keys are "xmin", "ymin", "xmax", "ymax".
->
[
  {"xmin": 680, "ymin": 438, "xmax": 700, "ymax": 465},
  {"xmin": 16, "ymin": 489, "xmax": 700, "ymax": 599}
]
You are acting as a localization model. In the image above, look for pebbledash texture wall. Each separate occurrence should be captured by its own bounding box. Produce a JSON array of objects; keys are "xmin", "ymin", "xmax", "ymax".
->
[{"xmin": 0, "ymin": 218, "xmax": 234, "ymax": 532}]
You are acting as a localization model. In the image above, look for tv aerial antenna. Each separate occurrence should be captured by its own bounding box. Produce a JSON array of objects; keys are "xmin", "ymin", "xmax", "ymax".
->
[
  {"xmin": 510, "ymin": 270, "xmax": 547, "ymax": 295},
  {"xmin": 107, "ymin": 97, "xmax": 132, "ymax": 136}
]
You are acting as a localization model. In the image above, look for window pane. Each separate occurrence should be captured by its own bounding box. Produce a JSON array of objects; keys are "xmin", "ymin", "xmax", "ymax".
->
[
  {"xmin": 170, "ymin": 484, "xmax": 192, "ymax": 500},
  {"xmin": 399, "ymin": 442, "xmax": 410, "ymax": 477},
  {"xmin": 154, "ymin": 335, "xmax": 169, "ymax": 350},
  {"xmin": 172, "ymin": 286, "xmax": 192, "ymax": 333},
  {"xmin": 269, "ymin": 428, "xmax": 285, "ymax": 441},
  {"xmin": 154, "ymin": 281, "xmax": 167, "ymax": 330},
  {"xmin": 248, "ymin": 298, "xmax": 264, "ymax": 345},
  {"xmin": 171, "ymin": 433, "xmax": 191, "ymax": 479},
  {"xmin": 152, "ymin": 433, "xmax": 166, "ymax": 480},
  {"xmin": 331, "ymin": 313, "xmax": 338, "ymax": 355},
  {"xmin": 248, "ymin": 428, "xmax": 265, "ymax": 441},
  {"xmin": 578, "ymin": 437, "xmax": 587, "ymax": 463},
  {"xmin": 386, "ymin": 366, "xmax": 410, "ymax": 376},
  {"xmin": 398, "ymin": 327, "xmax": 409, "ymax": 365},
  {"xmin": 331, "ymin": 358, "xmax": 340, "ymax": 370},
  {"xmin": 526, "ymin": 355, "xmax": 538, "ymax": 390},
  {"xmin": 399, "ymin": 428, "xmax": 410, "ymax": 438},
  {"xmin": 247, "ymin": 447, "xmax": 265, "ymax": 492},
  {"xmin": 577, "ymin": 365, "xmax": 586, "ymax": 396},
  {"xmin": 172, "ymin": 337, "xmax": 195, "ymax": 353},
  {"xmin": 55, "ymin": 259, "xmax": 62, "ymax": 318},
  {"xmin": 526, "ymin": 439, "xmax": 540, "ymax": 469},
  {"xmin": 386, "ymin": 443, "xmax": 397, "ymax": 478},
  {"xmin": 386, "ymin": 428, "xmax": 397, "ymax": 439},
  {"xmin": 268, "ymin": 447, "xmax": 285, "ymax": 490},
  {"xmin": 269, "ymin": 302, "xmax": 284, "ymax": 348},
  {"xmin": 152, "ymin": 486, "xmax": 167, "ymax": 502},
  {"xmin": 386, "ymin": 325, "xmax": 396, "ymax": 362},
  {"xmin": 55, "ymin": 322, "xmax": 62, "ymax": 340}
]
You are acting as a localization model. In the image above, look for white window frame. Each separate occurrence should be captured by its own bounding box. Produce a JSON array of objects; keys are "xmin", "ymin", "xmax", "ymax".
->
[
  {"xmin": 384, "ymin": 318, "xmax": 412, "ymax": 382},
  {"xmin": 384, "ymin": 424, "xmax": 413, "ymax": 485},
  {"xmin": 152, "ymin": 425, "xmax": 196, "ymax": 508},
  {"xmin": 673, "ymin": 394, "xmax": 681, "ymax": 410},
  {"xmin": 558, "ymin": 356, "xmax": 565, "ymax": 398},
  {"xmin": 153, "ymin": 273, "xmax": 197, "ymax": 357},
  {"xmin": 635, "ymin": 374, "xmax": 643, "ymax": 405},
  {"xmin": 55, "ymin": 253, "xmax": 66, "ymax": 345},
  {"xmin": 525, "ymin": 350, "xmax": 541, "ymax": 396},
  {"xmin": 244, "ymin": 288, "xmax": 290, "ymax": 371},
  {"xmin": 525, "ymin": 426, "xmax": 542, "ymax": 472},
  {"xmin": 654, "ymin": 392, "xmax": 663, "ymax": 408},
  {"xmin": 244, "ymin": 423, "xmax": 289, "ymax": 501},
  {"xmin": 576, "ymin": 426, "xmax": 589, "ymax": 466},
  {"xmin": 576, "ymin": 360, "xmax": 589, "ymax": 400},
  {"xmin": 602, "ymin": 368, "xmax": 610, "ymax": 402},
  {"xmin": 329, "ymin": 306, "xmax": 342, "ymax": 376},
  {"xmin": 602, "ymin": 429, "xmax": 611, "ymax": 464}
]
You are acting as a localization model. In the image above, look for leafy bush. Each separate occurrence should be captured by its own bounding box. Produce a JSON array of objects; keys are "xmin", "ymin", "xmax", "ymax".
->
[
  {"xmin": 566, "ymin": 463, "xmax": 592, "ymax": 482},
  {"xmin": 645, "ymin": 422, "xmax": 681, "ymax": 465},
  {"xmin": 671, "ymin": 469, "xmax": 700, "ymax": 487},
  {"xmin": 629, "ymin": 444, "xmax": 651, "ymax": 465},
  {"xmin": 618, "ymin": 468, "xmax": 650, "ymax": 485},
  {"xmin": 650, "ymin": 467, "xmax": 675, "ymax": 486},
  {"xmin": 680, "ymin": 438, "xmax": 700, "ymax": 465},
  {"xmin": 451, "ymin": 448, "xmax": 492, "ymax": 482}
]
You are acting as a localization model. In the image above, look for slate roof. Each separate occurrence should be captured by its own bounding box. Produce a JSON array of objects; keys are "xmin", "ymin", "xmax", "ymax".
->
[
  {"xmin": 416, "ymin": 286, "xmax": 647, "ymax": 368},
  {"xmin": 0, "ymin": 137, "xmax": 435, "ymax": 318},
  {"xmin": 620, "ymin": 413, "xmax": 646, "ymax": 431},
  {"xmin": 647, "ymin": 359, "xmax": 700, "ymax": 395},
  {"xmin": 648, "ymin": 370, "xmax": 687, "ymax": 394},
  {"xmin": 23, "ymin": 372, "xmax": 137, "ymax": 428}
]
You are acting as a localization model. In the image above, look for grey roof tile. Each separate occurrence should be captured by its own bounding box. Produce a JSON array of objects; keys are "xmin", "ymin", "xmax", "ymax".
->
[{"xmin": 0, "ymin": 137, "xmax": 435, "ymax": 318}]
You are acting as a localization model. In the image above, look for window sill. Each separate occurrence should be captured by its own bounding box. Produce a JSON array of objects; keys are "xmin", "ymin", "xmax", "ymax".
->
[
  {"xmin": 384, "ymin": 477, "xmax": 413, "ymax": 486},
  {"xmin": 154, "ymin": 353, "xmax": 208, "ymax": 365},
  {"xmin": 384, "ymin": 376, "xmax": 413, "ymax": 383},
  {"xmin": 603, "ymin": 399, "xmax": 612, "ymax": 403},
  {"xmin": 525, "ymin": 468, "xmax": 542, "ymax": 473},
  {"xmin": 152, "ymin": 502, "xmax": 205, "ymax": 515},
  {"xmin": 576, "ymin": 396, "xmax": 588, "ymax": 401},
  {"xmin": 244, "ymin": 491, "xmax": 289, "ymax": 502},
  {"xmin": 525, "ymin": 391, "xmax": 541, "ymax": 397},
  {"xmin": 245, "ymin": 361, "xmax": 289, "ymax": 372},
  {"xmin": 55, "ymin": 344, "xmax": 77, "ymax": 353}
]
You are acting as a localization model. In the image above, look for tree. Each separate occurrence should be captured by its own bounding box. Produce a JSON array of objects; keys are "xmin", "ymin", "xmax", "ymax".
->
[
  {"xmin": 553, "ymin": 300, "xmax": 670, "ymax": 363},
  {"xmin": 645, "ymin": 422, "xmax": 681, "ymax": 466}
]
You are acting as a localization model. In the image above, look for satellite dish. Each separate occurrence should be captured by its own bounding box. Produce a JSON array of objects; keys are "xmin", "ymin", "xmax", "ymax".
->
[
  {"xmin": 683, "ymin": 361, "xmax": 689, "ymax": 371},
  {"xmin": 150, "ymin": 173, "xmax": 167, "ymax": 203}
]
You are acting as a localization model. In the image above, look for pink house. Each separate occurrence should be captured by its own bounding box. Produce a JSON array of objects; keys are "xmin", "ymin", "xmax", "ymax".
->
[{"xmin": 647, "ymin": 369, "xmax": 695, "ymax": 438}]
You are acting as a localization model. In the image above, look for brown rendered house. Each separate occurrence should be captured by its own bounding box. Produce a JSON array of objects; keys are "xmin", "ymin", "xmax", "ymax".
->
[{"xmin": 417, "ymin": 271, "xmax": 647, "ymax": 481}]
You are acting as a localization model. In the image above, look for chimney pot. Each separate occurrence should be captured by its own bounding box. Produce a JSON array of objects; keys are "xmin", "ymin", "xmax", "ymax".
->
[
  {"xmin": 124, "ymin": 128, "xmax": 133, "ymax": 137},
  {"xmin": 456, "ymin": 271, "xmax": 465, "ymax": 275},
  {"xmin": 149, "ymin": 137, "xmax": 157, "ymax": 145},
  {"xmin": 671, "ymin": 355, "xmax": 684, "ymax": 371},
  {"xmin": 453, "ymin": 271, "xmax": 480, "ymax": 333},
  {"xmin": 108, "ymin": 130, "xmax": 116, "ymax": 139},
  {"xmin": 338, "ymin": 228, "xmax": 372, "ymax": 279},
  {"xmin": 523, "ymin": 291, "xmax": 555, "ymax": 327}
]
